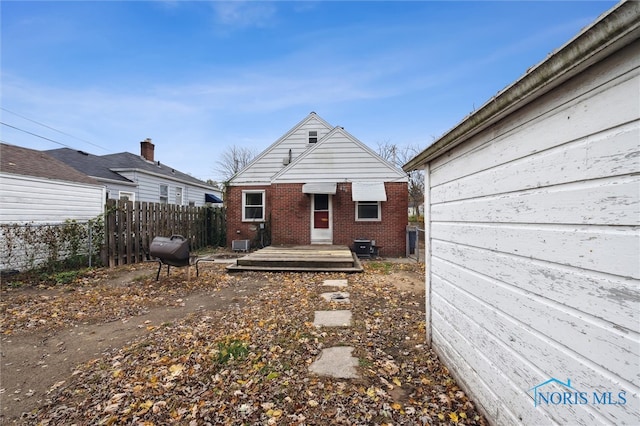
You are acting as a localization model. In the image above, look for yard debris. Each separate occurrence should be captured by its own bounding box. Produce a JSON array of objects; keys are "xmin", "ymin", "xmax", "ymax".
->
[{"xmin": 2, "ymin": 261, "xmax": 487, "ymax": 425}]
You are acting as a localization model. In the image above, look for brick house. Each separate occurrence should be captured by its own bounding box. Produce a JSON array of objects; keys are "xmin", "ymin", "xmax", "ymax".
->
[{"xmin": 226, "ymin": 112, "xmax": 408, "ymax": 256}]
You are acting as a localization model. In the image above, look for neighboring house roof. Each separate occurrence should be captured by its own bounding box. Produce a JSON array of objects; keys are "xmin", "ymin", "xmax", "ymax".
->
[
  {"xmin": 46, "ymin": 148, "xmax": 133, "ymax": 184},
  {"xmin": 0, "ymin": 143, "xmax": 99, "ymax": 185},
  {"xmin": 231, "ymin": 112, "xmax": 407, "ymax": 185},
  {"xmin": 47, "ymin": 148, "xmax": 215, "ymax": 190},
  {"xmin": 102, "ymin": 152, "xmax": 214, "ymax": 189}
]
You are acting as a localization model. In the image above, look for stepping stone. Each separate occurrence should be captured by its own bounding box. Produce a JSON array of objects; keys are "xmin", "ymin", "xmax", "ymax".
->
[
  {"xmin": 309, "ymin": 346, "xmax": 359, "ymax": 379},
  {"xmin": 322, "ymin": 279, "xmax": 348, "ymax": 288},
  {"xmin": 320, "ymin": 292, "xmax": 350, "ymax": 303},
  {"xmin": 313, "ymin": 310, "xmax": 352, "ymax": 327}
]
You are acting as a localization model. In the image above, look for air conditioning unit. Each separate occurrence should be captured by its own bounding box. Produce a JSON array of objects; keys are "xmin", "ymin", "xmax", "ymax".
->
[{"xmin": 232, "ymin": 239, "xmax": 250, "ymax": 252}]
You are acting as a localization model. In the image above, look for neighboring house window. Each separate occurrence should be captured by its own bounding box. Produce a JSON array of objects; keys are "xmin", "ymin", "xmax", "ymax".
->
[
  {"xmin": 242, "ymin": 190, "xmax": 265, "ymax": 221},
  {"xmin": 175, "ymin": 187, "xmax": 183, "ymax": 205},
  {"xmin": 356, "ymin": 201, "xmax": 381, "ymax": 221},
  {"xmin": 119, "ymin": 191, "xmax": 135, "ymax": 202},
  {"xmin": 308, "ymin": 130, "xmax": 318, "ymax": 144},
  {"xmin": 160, "ymin": 184, "xmax": 168, "ymax": 204},
  {"xmin": 189, "ymin": 201, "xmax": 195, "ymax": 207}
]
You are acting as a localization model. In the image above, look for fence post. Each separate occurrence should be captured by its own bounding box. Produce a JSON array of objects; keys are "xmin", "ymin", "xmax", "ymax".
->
[{"xmin": 106, "ymin": 199, "xmax": 116, "ymax": 267}]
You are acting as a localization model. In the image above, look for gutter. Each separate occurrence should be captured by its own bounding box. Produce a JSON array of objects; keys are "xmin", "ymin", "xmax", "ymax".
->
[{"xmin": 403, "ymin": 0, "xmax": 640, "ymax": 171}]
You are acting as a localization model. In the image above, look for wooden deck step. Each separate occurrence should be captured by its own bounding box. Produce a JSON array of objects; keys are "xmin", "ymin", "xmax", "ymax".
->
[{"xmin": 226, "ymin": 245, "xmax": 363, "ymax": 273}]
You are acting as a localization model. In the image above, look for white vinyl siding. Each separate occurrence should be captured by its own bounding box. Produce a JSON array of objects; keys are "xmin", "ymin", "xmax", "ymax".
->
[
  {"xmin": 272, "ymin": 127, "xmax": 406, "ymax": 183},
  {"xmin": 113, "ymin": 170, "xmax": 220, "ymax": 207},
  {"xmin": 104, "ymin": 182, "xmax": 137, "ymax": 201},
  {"xmin": 232, "ymin": 114, "xmax": 333, "ymax": 184},
  {"xmin": 0, "ymin": 173, "xmax": 104, "ymax": 224},
  {"xmin": 175, "ymin": 186, "xmax": 183, "ymax": 206},
  {"xmin": 424, "ymin": 39, "xmax": 639, "ymax": 425}
]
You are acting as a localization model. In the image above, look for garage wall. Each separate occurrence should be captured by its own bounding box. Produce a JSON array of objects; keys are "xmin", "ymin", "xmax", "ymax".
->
[{"xmin": 426, "ymin": 40, "xmax": 639, "ymax": 424}]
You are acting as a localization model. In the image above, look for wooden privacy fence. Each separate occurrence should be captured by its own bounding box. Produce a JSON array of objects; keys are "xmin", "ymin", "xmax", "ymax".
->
[{"xmin": 104, "ymin": 199, "xmax": 226, "ymax": 267}]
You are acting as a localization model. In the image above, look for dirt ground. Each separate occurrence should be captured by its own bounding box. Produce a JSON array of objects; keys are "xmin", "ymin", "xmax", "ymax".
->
[{"xmin": 1, "ymin": 259, "xmax": 426, "ymax": 424}]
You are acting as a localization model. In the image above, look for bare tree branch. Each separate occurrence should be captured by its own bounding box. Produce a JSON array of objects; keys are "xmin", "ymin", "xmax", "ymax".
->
[
  {"xmin": 214, "ymin": 145, "xmax": 256, "ymax": 182},
  {"xmin": 377, "ymin": 141, "xmax": 425, "ymax": 217}
]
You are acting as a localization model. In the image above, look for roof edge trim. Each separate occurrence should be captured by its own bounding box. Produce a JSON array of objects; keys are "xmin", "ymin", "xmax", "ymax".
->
[{"xmin": 403, "ymin": 0, "xmax": 640, "ymax": 171}]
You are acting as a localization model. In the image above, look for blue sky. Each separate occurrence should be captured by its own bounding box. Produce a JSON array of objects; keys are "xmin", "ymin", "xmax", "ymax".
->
[{"xmin": 1, "ymin": 1, "xmax": 618, "ymax": 183}]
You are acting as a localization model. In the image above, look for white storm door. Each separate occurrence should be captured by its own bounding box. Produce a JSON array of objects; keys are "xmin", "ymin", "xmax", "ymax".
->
[{"xmin": 311, "ymin": 193, "xmax": 332, "ymax": 244}]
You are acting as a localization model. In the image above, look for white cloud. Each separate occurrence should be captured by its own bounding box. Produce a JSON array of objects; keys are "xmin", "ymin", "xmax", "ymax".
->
[{"xmin": 211, "ymin": 1, "xmax": 278, "ymax": 29}]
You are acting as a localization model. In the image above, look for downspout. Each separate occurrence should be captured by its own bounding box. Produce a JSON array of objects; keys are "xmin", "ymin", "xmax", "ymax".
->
[{"xmin": 423, "ymin": 163, "xmax": 432, "ymax": 346}]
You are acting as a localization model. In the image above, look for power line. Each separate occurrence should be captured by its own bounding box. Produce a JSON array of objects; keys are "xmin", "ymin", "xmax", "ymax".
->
[
  {"xmin": 0, "ymin": 107, "xmax": 110, "ymax": 153},
  {"xmin": 0, "ymin": 121, "xmax": 75, "ymax": 149}
]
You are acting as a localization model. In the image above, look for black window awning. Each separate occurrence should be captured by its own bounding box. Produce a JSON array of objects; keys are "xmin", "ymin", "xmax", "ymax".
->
[{"xmin": 205, "ymin": 193, "xmax": 223, "ymax": 203}]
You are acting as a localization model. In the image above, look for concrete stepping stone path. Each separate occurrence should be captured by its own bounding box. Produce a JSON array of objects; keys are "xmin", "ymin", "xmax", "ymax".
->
[
  {"xmin": 310, "ymin": 279, "xmax": 360, "ymax": 379},
  {"xmin": 322, "ymin": 279, "xmax": 348, "ymax": 288},
  {"xmin": 309, "ymin": 346, "xmax": 359, "ymax": 379},
  {"xmin": 313, "ymin": 310, "xmax": 352, "ymax": 327},
  {"xmin": 320, "ymin": 292, "xmax": 350, "ymax": 303}
]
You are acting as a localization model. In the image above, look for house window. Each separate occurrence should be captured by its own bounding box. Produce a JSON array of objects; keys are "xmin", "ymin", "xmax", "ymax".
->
[
  {"xmin": 356, "ymin": 201, "xmax": 381, "ymax": 221},
  {"xmin": 242, "ymin": 190, "xmax": 265, "ymax": 221},
  {"xmin": 159, "ymin": 184, "xmax": 168, "ymax": 204},
  {"xmin": 308, "ymin": 130, "xmax": 318, "ymax": 144},
  {"xmin": 119, "ymin": 191, "xmax": 135, "ymax": 202}
]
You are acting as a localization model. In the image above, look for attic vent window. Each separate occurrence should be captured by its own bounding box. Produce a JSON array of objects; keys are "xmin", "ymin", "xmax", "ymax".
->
[{"xmin": 308, "ymin": 130, "xmax": 318, "ymax": 144}]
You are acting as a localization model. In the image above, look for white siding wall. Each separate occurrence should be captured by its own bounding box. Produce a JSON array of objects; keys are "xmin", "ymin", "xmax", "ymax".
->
[
  {"xmin": 116, "ymin": 171, "xmax": 217, "ymax": 207},
  {"xmin": 233, "ymin": 116, "xmax": 332, "ymax": 184},
  {"xmin": 0, "ymin": 173, "xmax": 105, "ymax": 270},
  {"xmin": 274, "ymin": 128, "xmax": 407, "ymax": 183},
  {"xmin": 104, "ymin": 182, "xmax": 138, "ymax": 201},
  {"xmin": 426, "ymin": 41, "xmax": 639, "ymax": 424},
  {"xmin": 0, "ymin": 174, "xmax": 104, "ymax": 224}
]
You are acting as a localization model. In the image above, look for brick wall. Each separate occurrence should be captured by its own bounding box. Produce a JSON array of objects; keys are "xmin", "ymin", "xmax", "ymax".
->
[
  {"xmin": 227, "ymin": 182, "xmax": 408, "ymax": 257},
  {"xmin": 225, "ymin": 185, "xmax": 271, "ymax": 247},
  {"xmin": 332, "ymin": 182, "xmax": 408, "ymax": 257}
]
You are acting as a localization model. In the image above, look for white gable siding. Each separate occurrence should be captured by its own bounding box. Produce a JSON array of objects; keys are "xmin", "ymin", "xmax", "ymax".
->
[
  {"xmin": 0, "ymin": 173, "xmax": 105, "ymax": 224},
  {"xmin": 424, "ymin": 38, "xmax": 639, "ymax": 426},
  {"xmin": 232, "ymin": 115, "xmax": 333, "ymax": 185},
  {"xmin": 273, "ymin": 128, "xmax": 407, "ymax": 183}
]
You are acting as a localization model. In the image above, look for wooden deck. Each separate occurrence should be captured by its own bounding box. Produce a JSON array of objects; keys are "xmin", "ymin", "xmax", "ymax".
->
[{"xmin": 226, "ymin": 245, "xmax": 363, "ymax": 273}]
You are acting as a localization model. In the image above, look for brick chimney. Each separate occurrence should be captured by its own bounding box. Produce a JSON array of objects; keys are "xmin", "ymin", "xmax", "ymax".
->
[{"xmin": 140, "ymin": 138, "xmax": 155, "ymax": 162}]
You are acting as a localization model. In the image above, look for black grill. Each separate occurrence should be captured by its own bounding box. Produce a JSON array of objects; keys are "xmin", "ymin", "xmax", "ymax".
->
[{"xmin": 150, "ymin": 235, "xmax": 190, "ymax": 280}]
